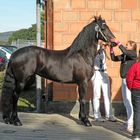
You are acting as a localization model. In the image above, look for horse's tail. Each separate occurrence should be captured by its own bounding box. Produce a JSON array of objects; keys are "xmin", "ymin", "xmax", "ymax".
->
[{"xmin": 1, "ymin": 61, "xmax": 15, "ymax": 120}]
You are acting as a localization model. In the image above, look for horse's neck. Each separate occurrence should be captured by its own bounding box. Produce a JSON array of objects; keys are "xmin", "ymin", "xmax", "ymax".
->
[{"xmin": 81, "ymin": 45, "xmax": 97, "ymax": 67}]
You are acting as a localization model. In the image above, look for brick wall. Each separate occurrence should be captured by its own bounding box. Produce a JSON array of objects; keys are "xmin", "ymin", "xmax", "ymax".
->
[{"xmin": 51, "ymin": 0, "xmax": 140, "ymax": 101}]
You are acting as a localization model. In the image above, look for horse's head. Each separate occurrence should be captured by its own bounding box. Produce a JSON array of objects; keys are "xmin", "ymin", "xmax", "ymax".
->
[
  {"xmin": 67, "ymin": 15, "xmax": 115, "ymax": 57},
  {"xmin": 94, "ymin": 15, "xmax": 115, "ymax": 43}
]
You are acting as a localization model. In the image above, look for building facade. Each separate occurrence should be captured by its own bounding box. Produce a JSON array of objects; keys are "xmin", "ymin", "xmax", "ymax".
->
[{"xmin": 44, "ymin": 0, "xmax": 140, "ymax": 104}]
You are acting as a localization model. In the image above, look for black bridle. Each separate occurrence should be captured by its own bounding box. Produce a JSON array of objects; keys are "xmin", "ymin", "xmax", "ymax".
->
[{"xmin": 95, "ymin": 23, "xmax": 109, "ymax": 42}]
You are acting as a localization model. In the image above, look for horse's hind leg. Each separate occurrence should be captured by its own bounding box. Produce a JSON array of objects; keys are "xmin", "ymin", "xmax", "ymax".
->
[
  {"xmin": 10, "ymin": 77, "xmax": 35, "ymax": 126},
  {"xmin": 1, "ymin": 88, "xmax": 13, "ymax": 124},
  {"xmin": 10, "ymin": 82, "xmax": 26, "ymax": 126},
  {"xmin": 1, "ymin": 64, "xmax": 15, "ymax": 124},
  {"xmin": 10, "ymin": 92, "xmax": 22, "ymax": 126},
  {"xmin": 78, "ymin": 81, "xmax": 92, "ymax": 126}
]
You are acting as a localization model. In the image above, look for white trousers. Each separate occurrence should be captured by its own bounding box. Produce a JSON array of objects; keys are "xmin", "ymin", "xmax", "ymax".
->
[
  {"xmin": 91, "ymin": 71, "xmax": 113, "ymax": 118},
  {"xmin": 122, "ymin": 78, "xmax": 133, "ymax": 127}
]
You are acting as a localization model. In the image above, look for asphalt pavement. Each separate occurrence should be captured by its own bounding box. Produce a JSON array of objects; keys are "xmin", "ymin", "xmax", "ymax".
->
[{"xmin": 0, "ymin": 112, "xmax": 132, "ymax": 140}]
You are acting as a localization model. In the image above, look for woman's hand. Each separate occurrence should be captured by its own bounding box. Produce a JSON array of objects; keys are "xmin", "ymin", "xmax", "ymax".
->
[{"xmin": 110, "ymin": 39, "xmax": 122, "ymax": 47}]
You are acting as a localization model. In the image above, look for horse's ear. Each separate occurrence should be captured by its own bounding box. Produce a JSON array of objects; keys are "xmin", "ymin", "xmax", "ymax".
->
[
  {"xmin": 99, "ymin": 15, "xmax": 102, "ymax": 20},
  {"xmin": 94, "ymin": 15, "xmax": 102, "ymax": 22},
  {"xmin": 94, "ymin": 16, "xmax": 98, "ymax": 21}
]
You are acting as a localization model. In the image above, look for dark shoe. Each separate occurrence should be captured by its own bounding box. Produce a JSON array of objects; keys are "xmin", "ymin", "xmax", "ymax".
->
[
  {"xmin": 95, "ymin": 117, "xmax": 105, "ymax": 122},
  {"xmin": 105, "ymin": 116, "xmax": 117, "ymax": 122}
]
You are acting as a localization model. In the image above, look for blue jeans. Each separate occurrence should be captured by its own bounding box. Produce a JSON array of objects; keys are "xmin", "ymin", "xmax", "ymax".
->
[{"xmin": 132, "ymin": 89, "xmax": 140, "ymax": 137}]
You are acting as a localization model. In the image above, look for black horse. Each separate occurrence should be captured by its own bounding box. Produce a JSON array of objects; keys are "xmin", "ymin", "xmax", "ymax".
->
[{"xmin": 1, "ymin": 16, "xmax": 115, "ymax": 126}]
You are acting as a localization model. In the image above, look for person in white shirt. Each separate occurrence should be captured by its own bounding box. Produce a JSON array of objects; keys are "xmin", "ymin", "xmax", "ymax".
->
[{"xmin": 91, "ymin": 40, "xmax": 116, "ymax": 122}]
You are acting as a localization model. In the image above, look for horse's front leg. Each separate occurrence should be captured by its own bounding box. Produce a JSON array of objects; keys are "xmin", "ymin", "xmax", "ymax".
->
[{"xmin": 78, "ymin": 81, "xmax": 92, "ymax": 126}]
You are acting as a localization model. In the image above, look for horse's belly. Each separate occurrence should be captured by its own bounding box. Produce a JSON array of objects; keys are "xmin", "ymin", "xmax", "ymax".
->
[{"xmin": 48, "ymin": 71, "xmax": 73, "ymax": 83}]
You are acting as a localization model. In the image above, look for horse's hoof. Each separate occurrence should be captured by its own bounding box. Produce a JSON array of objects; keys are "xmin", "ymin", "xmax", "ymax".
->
[
  {"xmin": 13, "ymin": 121, "xmax": 22, "ymax": 126},
  {"xmin": 80, "ymin": 119, "xmax": 92, "ymax": 127},
  {"xmin": 3, "ymin": 117, "xmax": 11, "ymax": 124},
  {"xmin": 85, "ymin": 120, "xmax": 92, "ymax": 127},
  {"xmin": 10, "ymin": 118, "xmax": 23, "ymax": 126},
  {"xmin": 12, "ymin": 119, "xmax": 22, "ymax": 126}
]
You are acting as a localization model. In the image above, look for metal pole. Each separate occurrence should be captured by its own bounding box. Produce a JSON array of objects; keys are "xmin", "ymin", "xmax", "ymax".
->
[{"xmin": 36, "ymin": 0, "xmax": 42, "ymax": 112}]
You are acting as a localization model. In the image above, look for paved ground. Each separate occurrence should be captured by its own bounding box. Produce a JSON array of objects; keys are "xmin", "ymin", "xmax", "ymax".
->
[{"xmin": 0, "ymin": 112, "xmax": 132, "ymax": 140}]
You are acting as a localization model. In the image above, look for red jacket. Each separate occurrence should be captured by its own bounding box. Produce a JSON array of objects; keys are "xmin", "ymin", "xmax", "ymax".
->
[{"xmin": 126, "ymin": 62, "xmax": 140, "ymax": 90}]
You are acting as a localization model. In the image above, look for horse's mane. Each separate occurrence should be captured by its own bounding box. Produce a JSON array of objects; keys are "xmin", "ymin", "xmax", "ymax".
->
[{"xmin": 67, "ymin": 19, "xmax": 97, "ymax": 57}]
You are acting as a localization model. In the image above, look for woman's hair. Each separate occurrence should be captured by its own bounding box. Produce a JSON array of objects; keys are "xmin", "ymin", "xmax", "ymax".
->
[
  {"xmin": 127, "ymin": 40, "xmax": 137, "ymax": 51},
  {"xmin": 137, "ymin": 50, "xmax": 140, "ymax": 62}
]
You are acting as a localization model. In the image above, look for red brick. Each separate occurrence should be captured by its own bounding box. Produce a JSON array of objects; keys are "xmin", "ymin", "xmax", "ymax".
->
[
  {"xmin": 122, "ymin": 22, "xmax": 137, "ymax": 32},
  {"xmin": 54, "ymin": 11, "xmax": 62, "ymax": 22},
  {"xmin": 107, "ymin": 22, "xmax": 120, "ymax": 32},
  {"xmin": 53, "ymin": 90, "xmax": 77, "ymax": 101},
  {"xmin": 138, "ymin": 1, "xmax": 140, "ymax": 8},
  {"xmin": 114, "ymin": 11, "xmax": 131, "ymax": 21},
  {"xmin": 111, "ymin": 90, "xmax": 122, "ymax": 101},
  {"xmin": 87, "ymin": 0, "xmax": 104, "ymax": 9},
  {"xmin": 122, "ymin": 0, "xmax": 137, "ymax": 9},
  {"xmin": 70, "ymin": 22, "xmax": 85, "ymax": 33},
  {"xmin": 87, "ymin": 81, "xmax": 93, "ymax": 100},
  {"xmin": 54, "ymin": 33, "xmax": 62, "ymax": 46},
  {"xmin": 111, "ymin": 92, "xmax": 122, "ymax": 101},
  {"xmin": 138, "ymin": 21, "xmax": 140, "ymax": 32},
  {"xmin": 111, "ymin": 78, "xmax": 122, "ymax": 101},
  {"xmin": 114, "ymin": 47, "xmax": 122, "ymax": 54},
  {"xmin": 52, "ymin": 82, "xmax": 92, "ymax": 101},
  {"xmin": 130, "ymin": 33, "xmax": 140, "ymax": 43},
  {"xmin": 47, "ymin": 0, "xmax": 140, "ymax": 102},
  {"xmin": 105, "ymin": 0, "xmax": 121, "ymax": 9},
  {"xmin": 111, "ymin": 78, "xmax": 122, "ymax": 89},
  {"xmin": 112, "ymin": 61, "xmax": 120, "ymax": 68},
  {"xmin": 54, "ymin": 0, "xmax": 71, "ymax": 10},
  {"xmin": 54, "ymin": 45, "xmax": 68, "ymax": 50},
  {"xmin": 80, "ymin": 11, "xmax": 96, "ymax": 21},
  {"xmin": 63, "ymin": 11, "xmax": 79, "ymax": 21},
  {"xmin": 108, "ymin": 67, "xmax": 120, "ymax": 78},
  {"xmin": 71, "ymin": 0, "xmax": 86, "ymax": 9},
  {"xmin": 132, "ymin": 11, "xmax": 140, "ymax": 20},
  {"xmin": 54, "ymin": 22, "xmax": 69, "ymax": 32},
  {"xmin": 53, "ymin": 83, "xmax": 77, "ymax": 101},
  {"xmin": 114, "ymin": 33, "xmax": 130, "ymax": 43},
  {"xmin": 106, "ymin": 60, "xmax": 112, "ymax": 68},
  {"xmin": 96, "ymin": 11, "xmax": 112, "ymax": 20},
  {"xmin": 62, "ymin": 34, "xmax": 77, "ymax": 45}
]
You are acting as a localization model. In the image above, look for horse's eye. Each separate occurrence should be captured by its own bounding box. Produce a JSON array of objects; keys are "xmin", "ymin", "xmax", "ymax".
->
[
  {"xmin": 101, "ymin": 26, "xmax": 105, "ymax": 30},
  {"xmin": 101, "ymin": 23, "xmax": 106, "ymax": 30}
]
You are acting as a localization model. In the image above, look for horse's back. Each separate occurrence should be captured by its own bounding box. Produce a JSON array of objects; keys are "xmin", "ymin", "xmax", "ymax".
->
[
  {"xmin": 11, "ymin": 46, "xmax": 40, "ymax": 59},
  {"xmin": 9, "ymin": 46, "xmax": 71, "ymax": 82}
]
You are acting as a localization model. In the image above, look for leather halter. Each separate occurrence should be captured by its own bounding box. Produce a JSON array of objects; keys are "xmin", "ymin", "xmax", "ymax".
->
[{"xmin": 95, "ymin": 23, "xmax": 108, "ymax": 42}]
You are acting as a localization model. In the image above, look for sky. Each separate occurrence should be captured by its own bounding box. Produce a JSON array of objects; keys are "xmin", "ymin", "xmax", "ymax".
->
[{"xmin": 0, "ymin": 0, "xmax": 36, "ymax": 33}]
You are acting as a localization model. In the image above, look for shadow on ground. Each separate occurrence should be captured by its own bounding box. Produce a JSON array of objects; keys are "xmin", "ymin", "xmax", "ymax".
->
[
  {"xmin": 59, "ymin": 113, "xmax": 132, "ymax": 139},
  {"xmin": 90, "ymin": 117, "xmax": 131, "ymax": 139}
]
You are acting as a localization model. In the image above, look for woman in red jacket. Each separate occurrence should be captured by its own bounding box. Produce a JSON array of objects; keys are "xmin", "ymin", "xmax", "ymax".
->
[{"xmin": 126, "ymin": 51, "xmax": 140, "ymax": 140}]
